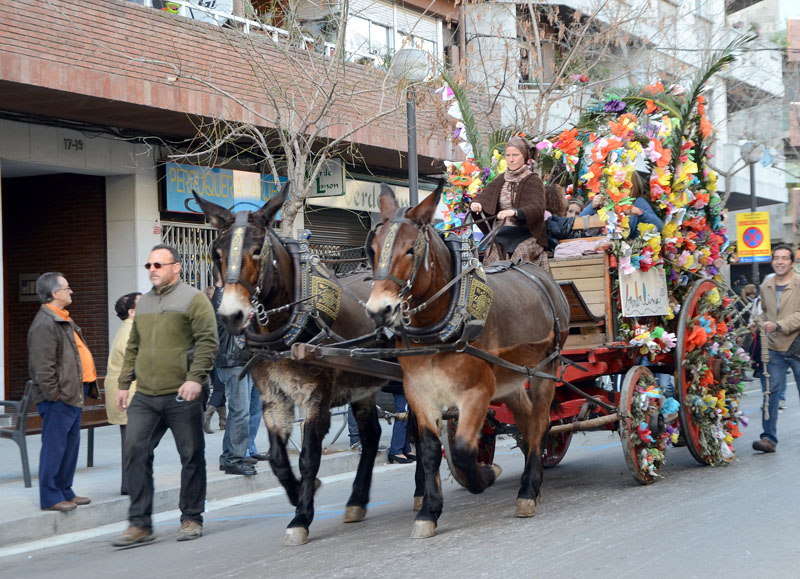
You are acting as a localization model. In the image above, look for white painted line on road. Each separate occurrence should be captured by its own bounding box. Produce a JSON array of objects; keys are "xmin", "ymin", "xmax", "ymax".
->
[{"xmin": 0, "ymin": 463, "xmax": 411, "ymax": 559}]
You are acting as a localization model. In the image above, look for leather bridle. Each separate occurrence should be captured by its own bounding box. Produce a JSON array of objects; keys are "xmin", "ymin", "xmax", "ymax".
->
[
  {"xmin": 371, "ymin": 207, "xmax": 430, "ymax": 301},
  {"xmin": 222, "ymin": 210, "xmax": 273, "ymax": 326}
]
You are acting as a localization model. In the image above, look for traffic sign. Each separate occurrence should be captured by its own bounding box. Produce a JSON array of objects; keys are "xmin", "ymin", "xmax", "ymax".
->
[{"xmin": 736, "ymin": 212, "xmax": 771, "ymax": 263}]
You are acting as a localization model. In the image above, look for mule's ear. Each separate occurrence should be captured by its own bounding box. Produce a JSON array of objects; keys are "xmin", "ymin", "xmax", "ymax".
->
[
  {"xmin": 378, "ymin": 184, "xmax": 399, "ymax": 222},
  {"xmin": 407, "ymin": 180, "xmax": 444, "ymax": 224},
  {"xmin": 193, "ymin": 191, "xmax": 234, "ymax": 229},
  {"xmin": 253, "ymin": 181, "xmax": 290, "ymax": 227}
]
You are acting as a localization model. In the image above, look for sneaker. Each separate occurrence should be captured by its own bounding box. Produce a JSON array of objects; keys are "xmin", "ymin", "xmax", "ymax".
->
[
  {"xmin": 113, "ymin": 525, "xmax": 155, "ymax": 547},
  {"xmin": 752, "ymin": 438, "xmax": 776, "ymax": 453},
  {"xmin": 779, "ymin": 400, "xmax": 787, "ymax": 410},
  {"xmin": 177, "ymin": 520, "xmax": 203, "ymax": 542}
]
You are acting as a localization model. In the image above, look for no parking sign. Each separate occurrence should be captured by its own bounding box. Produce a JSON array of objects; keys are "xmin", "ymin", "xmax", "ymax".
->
[{"xmin": 736, "ymin": 212, "xmax": 771, "ymax": 263}]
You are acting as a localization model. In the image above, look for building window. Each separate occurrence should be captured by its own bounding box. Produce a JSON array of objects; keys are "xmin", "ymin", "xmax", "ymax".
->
[
  {"xmin": 516, "ymin": 5, "xmax": 557, "ymax": 89},
  {"xmin": 345, "ymin": 16, "xmax": 396, "ymax": 64},
  {"xmin": 695, "ymin": 0, "xmax": 707, "ymax": 19},
  {"xmin": 397, "ymin": 32, "xmax": 436, "ymax": 55},
  {"xmin": 659, "ymin": 0, "xmax": 678, "ymax": 36}
]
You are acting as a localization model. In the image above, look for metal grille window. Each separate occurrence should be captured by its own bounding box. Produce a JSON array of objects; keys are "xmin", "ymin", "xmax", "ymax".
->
[{"xmin": 161, "ymin": 221, "xmax": 218, "ymax": 289}]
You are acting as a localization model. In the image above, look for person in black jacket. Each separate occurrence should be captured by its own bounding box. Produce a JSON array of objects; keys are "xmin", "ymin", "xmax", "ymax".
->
[{"xmin": 210, "ymin": 283, "xmax": 259, "ymax": 476}]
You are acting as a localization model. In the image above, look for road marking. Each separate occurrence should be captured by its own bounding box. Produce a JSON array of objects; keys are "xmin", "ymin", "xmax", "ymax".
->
[{"xmin": 0, "ymin": 466, "xmax": 405, "ymax": 559}]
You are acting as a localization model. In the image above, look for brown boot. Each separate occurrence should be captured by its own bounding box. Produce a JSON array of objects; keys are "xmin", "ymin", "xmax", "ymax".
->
[
  {"xmin": 203, "ymin": 406, "xmax": 216, "ymax": 434},
  {"xmin": 217, "ymin": 406, "xmax": 227, "ymax": 430}
]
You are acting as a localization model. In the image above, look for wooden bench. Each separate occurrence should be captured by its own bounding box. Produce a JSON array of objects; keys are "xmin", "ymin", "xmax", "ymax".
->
[
  {"xmin": 551, "ymin": 247, "xmax": 615, "ymax": 350},
  {"xmin": 0, "ymin": 378, "xmax": 112, "ymax": 488}
]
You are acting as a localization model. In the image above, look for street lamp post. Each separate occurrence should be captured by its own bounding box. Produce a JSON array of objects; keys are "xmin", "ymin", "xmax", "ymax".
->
[
  {"xmin": 390, "ymin": 48, "xmax": 429, "ymax": 206},
  {"xmin": 740, "ymin": 141, "xmax": 765, "ymax": 284}
]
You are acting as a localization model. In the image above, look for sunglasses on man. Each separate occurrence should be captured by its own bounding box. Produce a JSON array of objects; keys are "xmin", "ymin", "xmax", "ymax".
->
[{"xmin": 144, "ymin": 262, "xmax": 177, "ymax": 270}]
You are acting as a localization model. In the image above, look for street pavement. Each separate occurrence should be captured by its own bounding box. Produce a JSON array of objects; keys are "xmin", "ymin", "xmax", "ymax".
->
[
  {"xmin": 0, "ymin": 405, "xmax": 385, "ymax": 548},
  {"xmin": 2, "ymin": 383, "xmax": 799, "ymax": 577}
]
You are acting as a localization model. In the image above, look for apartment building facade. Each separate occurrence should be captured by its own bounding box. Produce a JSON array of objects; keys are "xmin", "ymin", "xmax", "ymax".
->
[{"xmin": 0, "ymin": 0, "xmax": 459, "ymax": 398}]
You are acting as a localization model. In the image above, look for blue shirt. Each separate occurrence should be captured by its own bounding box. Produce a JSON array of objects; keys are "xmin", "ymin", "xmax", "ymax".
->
[{"xmin": 580, "ymin": 197, "xmax": 663, "ymax": 239}]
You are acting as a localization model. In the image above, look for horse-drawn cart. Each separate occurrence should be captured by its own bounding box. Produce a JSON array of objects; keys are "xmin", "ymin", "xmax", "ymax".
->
[{"xmin": 292, "ymin": 241, "xmax": 744, "ymax": 488}]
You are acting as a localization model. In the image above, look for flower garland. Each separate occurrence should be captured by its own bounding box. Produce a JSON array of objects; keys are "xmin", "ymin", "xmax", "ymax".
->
[
  {"xmin": 682, "ymin": 291, "xmax": 750, "ymax": 465},
  {"xmin": 628, "ymin": 370, "xmax": 670, "ymax": 482}
]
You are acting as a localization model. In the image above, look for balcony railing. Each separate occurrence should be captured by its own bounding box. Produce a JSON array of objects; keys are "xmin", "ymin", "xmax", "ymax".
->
[{"xmin": 130, "ymin": 0, "xmax": 382, "ymax": 65}]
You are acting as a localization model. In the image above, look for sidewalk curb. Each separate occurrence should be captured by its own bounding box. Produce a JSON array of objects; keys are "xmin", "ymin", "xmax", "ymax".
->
[{"xmin": 0, "ymin": 451, "xmax": 382, "ymax": 548}]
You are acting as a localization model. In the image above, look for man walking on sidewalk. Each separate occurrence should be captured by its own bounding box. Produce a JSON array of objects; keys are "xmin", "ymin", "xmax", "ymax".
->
[
  {"xmin": 753, "ymin": 244, "xmax": 800, "ymax": 453},
  {"xmin": 113, "ymin": 245, "xmax": 218, "ymax": 546}
]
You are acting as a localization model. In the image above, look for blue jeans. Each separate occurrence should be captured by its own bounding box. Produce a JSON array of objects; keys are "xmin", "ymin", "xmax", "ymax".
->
[
  {"xmin": 760, "ymin": 350, "xmax": 800, "ymax": 444},
  {"xmin": 246, "ymin": 382, "xmax": 261, "ymax": 457},
  {"xmin": 36, "ymin": 399, "xmax": 81, "ymax": 509},
  {"xmin": 125, "ymin": 392, "xmax": 206, "ymax": 529},
  {"xmin": 217, "ymin": 367, "xmax": 252, "ymax": 467},
  {"xmin": 779, "ymin": 365, "xmax": 800, "ymax": 402},
  {"xmin": 347, "ymin": 406, "xmax": 359, "ymax": 445},
  {"xmin": 389, "ymin": 393, "xmax": 412, "ymax": 456}
]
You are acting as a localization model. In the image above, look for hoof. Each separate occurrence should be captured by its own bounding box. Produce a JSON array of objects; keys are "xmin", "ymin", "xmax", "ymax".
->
[
  {"xmin": 283, "ymin": 527, "xmax": 309, "ymax": 547},
  {"xmin": 343, "ymin": 506, "xmax": 366, "ymax": 523},
  {"xmin": 515, "ymin": 498, "xmax": 536, "ymax": 518},
  {"xmin": 410, "ymin": 520, "xmax": 436, "ymax": 539},
  {"xmin": 412, "ymin": 496, "xmax": 423, "ymax": 512},
  {"xmin": 492, "ymin": 464, "xmax": 503, "ymax": 479}
]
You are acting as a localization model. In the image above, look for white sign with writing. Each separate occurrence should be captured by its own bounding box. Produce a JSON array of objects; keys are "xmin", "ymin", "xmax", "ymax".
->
[
  {"xmin": 308, "ymin": 180, "xmax": 434, "ymax": 212},
  {"xmin": 620, "ymin": 267, "xmax": 669, "ymax": 317},
  {"xmin": 313, "ymin": 159, "xmax": 345, "ymax": 197}
]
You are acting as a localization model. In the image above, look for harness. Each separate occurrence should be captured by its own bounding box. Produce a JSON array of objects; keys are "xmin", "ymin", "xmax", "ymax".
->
[
  {"xmin": 221, "ymin": 211, "xmax": 343, "ymax": 354},
  {"xmin": 367, "ymin": 208, "xmax": 493, "ymax": 345}
]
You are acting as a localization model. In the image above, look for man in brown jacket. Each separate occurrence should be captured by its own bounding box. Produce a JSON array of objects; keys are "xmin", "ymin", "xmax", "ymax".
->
[
  {"xmin": 753, "ymin": 244, "xmax": 800, "ymax": 453},
  {"xmin": 28, "ymin": 272, "xmax": 95, "ymax": 511}
]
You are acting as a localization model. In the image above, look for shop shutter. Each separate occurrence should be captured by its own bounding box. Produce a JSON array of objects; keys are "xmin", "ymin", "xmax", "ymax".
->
[{"xmin": 304, "ymin": 207, "xmax": 372, "ymax": 246}]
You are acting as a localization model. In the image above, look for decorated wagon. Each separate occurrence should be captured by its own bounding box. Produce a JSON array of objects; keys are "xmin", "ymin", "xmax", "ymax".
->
[{"xmin": 431, "ymin": 40, "xmax": 752, "ymax": 485}]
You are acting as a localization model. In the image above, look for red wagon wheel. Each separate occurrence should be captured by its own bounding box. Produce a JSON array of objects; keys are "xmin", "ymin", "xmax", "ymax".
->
[
  {"xmin": 674, "ymin": 279, "xmax": 736, "ymax": 466},
  {"xmin": 542, "ymin": 419, "xmax": 573, "ymax": 468},
  {"xmin": 619, "ymin": 365, "xmax": 668, "ymax": 485},
  {"xmin": 441, "ymin": 413, "xmax": 497, "ymax": 489}
]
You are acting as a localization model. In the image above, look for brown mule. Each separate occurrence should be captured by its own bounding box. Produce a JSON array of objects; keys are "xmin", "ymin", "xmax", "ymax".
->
[
  {"xmin": 194, "ymin": 186, "xmax": 387, "ymax": 547},
  {"xmin": 365, "ymin": 185, "xmax": 569, "ymax": 538}
]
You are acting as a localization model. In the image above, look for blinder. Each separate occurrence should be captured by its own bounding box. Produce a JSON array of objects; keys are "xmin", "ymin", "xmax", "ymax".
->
[
  {"xmin": 371, "ymin": 207, "xmax": 430, "ymax": 297},
  {"xmin": 222, "ymin": 210, "xmax": 272, "ymax": 319}
]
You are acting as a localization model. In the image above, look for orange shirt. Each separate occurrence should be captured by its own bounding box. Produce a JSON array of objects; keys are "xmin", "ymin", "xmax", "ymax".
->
[{"xmin": 46, "ymin": 304, "xmax": 97, "ymax": 383}]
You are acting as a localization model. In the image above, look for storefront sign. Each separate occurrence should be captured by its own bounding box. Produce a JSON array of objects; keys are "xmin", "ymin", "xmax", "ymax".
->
[
  {"xmin": 307, "ymin": 180, "xmax": 433, "ymax": 212},
  {"xmin": 164, "ymin": 162, "xmax": 286, "ymax": 214},
  {"xmin": 620, "ymin": 267, "xmax": 669, "ymax": 317},
  {"xmin": 312, "ymin": 159, "xmax": 345, "ymax": 197},
  {"xmin": 736, "ymin": 211, "xmax": 771, "ymax": 263}
]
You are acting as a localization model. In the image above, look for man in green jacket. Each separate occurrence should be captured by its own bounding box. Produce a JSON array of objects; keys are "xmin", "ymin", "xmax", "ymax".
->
[{"xmin": 112, "ymin": 244, "xmax": 218, "ymax": 547}]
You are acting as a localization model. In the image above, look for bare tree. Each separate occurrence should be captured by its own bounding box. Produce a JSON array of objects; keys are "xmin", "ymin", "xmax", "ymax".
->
[{"xmin": 152, "ymin": 1, "xmax": 412, "ymax": 235}]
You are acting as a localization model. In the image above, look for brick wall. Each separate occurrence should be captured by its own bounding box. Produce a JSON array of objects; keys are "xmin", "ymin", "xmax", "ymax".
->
[
  {"xmin": 0, "ymin": 0, "xmax": 453, "ymax": 160},
  {"xmin": 2, "ymin": 174, "xmax": 108, "ymax": 400}
]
